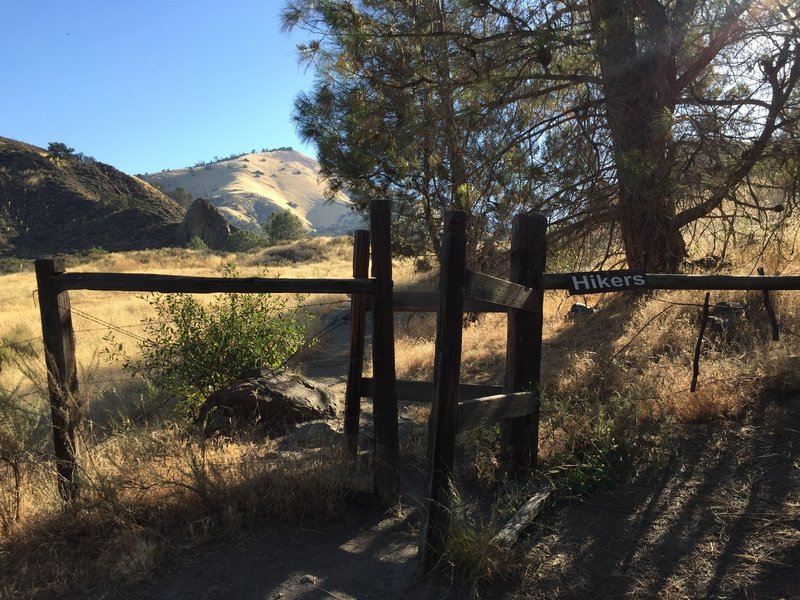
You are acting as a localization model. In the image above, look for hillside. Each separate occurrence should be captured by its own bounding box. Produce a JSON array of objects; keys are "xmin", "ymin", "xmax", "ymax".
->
[
  {"xmin": 141, "ymin": 149, "xmax": 363, "ymax": 235},
  {"xmin": 0, "ymin": 137, "xmax": 185, "ymax": 257}
]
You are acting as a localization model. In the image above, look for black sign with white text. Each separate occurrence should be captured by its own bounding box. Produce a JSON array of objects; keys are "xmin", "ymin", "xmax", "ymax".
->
[{"xmin": 568, "ymin": 269, "xmax": 647, "ymax": 295}]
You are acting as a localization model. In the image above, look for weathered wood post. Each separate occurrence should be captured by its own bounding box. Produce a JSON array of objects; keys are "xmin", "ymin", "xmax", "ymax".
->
[
  {"xmin": 501, "ymin": 213, "xmax": 547, "ymax": 477},
  {"xmin": 34, "ymin": 258, "xmax": 82, "ymax": 501},
  {"xmin": 757, "ymin": 267, "xmax": 780, "ymax": 341},
  {"xmin": 419, "ymin": 210, "xmax": 468, "ymax": 575},
  {"xmin": 369, "ymin": 200, "xmax": 400, "ymax": 504},
  {"xmin": 344, "ymin": 229, "xmax": 370, "ymax": 458}
]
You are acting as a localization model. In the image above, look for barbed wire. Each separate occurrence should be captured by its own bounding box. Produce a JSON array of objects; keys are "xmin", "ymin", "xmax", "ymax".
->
[
  {"xmin": 61, "ymin": 303, "xmax": 149, "ymax": 343},
  {"xmin": 0, "ymin": 336, "xmax": 42, "ymax": 352},
  {"xmin": 650, "ymin": 297, "xmax": 715, "ymax": 309}
]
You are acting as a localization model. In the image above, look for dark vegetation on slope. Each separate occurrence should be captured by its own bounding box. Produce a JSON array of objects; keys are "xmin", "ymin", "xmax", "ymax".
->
[{"xmin": 0, "ymin": 137, "xmax": 185, "ymax": 258}]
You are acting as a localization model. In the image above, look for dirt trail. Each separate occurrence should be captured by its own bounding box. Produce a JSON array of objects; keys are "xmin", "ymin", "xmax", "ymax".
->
[
  {"xmin": 107, "ymin": 309, "xmax": 449, "ymax": 600},
  {"xmin": 112, "ymin": 504, "xmax": 429, "ymax": 600}
]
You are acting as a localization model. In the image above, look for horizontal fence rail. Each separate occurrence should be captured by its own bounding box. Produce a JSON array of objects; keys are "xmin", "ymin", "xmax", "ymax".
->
[
  {"xmin": 464, "ymin": 270, "xmax": 537, "ymax": 311},
  {"xmin": 385, "ymin": 291, "xmax": 504, "ymax": 313},
  {"xmin": 542, "ymin": 272, "xmax": 800, "ymax": 291},
  {"xmin": 55, "ymin": 272, "xmax": 376, "ymax": 295},
  {"xmin": 359, "ymin": 377, "xmax": 502, "ymax": 403},
  {"xmin": 457, "ymin": 391, "xmax": 535, "ymax": 432},
  {"xmin": 388, "ymin": 273, "xmax": 800, "ymax": 315}
]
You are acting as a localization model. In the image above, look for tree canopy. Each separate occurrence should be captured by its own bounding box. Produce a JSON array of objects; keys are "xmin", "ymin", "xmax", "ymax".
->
[
  {"xmin": 284, "ymin": 0, "xmax": 800, "ymax": 272},
  {"xmin": 263, "ymin": 209, "xmax": 308, "ymax": 243},
  {"xmin": 46, "ymin": 142, "xmax": 76, "ymax": 160}
]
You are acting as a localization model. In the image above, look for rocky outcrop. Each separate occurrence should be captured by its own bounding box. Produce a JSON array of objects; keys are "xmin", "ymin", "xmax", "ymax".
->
[
  {"xmin": 176, "ymin": 198, "xmax": 236, "ymax": 250},
  {"xmin": 197, "ymin": 371, "xmax": 340, "ymax": 431}
]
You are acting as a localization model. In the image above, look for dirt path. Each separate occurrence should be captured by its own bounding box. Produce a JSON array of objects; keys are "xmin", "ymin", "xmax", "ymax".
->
[
  {"xmin": 112, "ymin": 504, "xmax": 432, "ymax": 600},
  {"xmin": 105, "ymin": 310, "xmax": 450, "ymax": 600}
]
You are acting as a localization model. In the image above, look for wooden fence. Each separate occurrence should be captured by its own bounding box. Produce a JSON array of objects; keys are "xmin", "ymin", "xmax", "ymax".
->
[
  {"xmin": 35, "ymin": 200, "xmax": 401, "ymax": 503},
  {"xmin": 417, "ymin": 210, "xmax": 546, "ymax": 572},
  {"xmin": 34, "ymin": 199, "xmax": 800, "ymax": 570},
  {"xmin": 415, "ymin": 209, "xmax": 800, "ymax": 573}
]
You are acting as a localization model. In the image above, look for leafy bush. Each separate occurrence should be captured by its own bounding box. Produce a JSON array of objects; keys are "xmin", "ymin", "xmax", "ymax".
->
[
  {"xmin": 0, "ymin": 258, "xmax": 29, "ymax": 274},
  {"xmin": 102, "ymin": 195, "xmax": 130, "ymax": 211},
  {"xmin": 187, "ymin": 236, "xmax": 208, "ymax": 250},
  {"xmin": 113, "ymin": 267, "xmax": 307, "ymax": 411},
  {"xmin": 164, "ymin": 186, "xmax": 194, "ymax": 207},
  {"xmin": 82, "ymin": 246, "xmax": 109, "ymax": 258},
  {"xmin": 225, "ymin": 230, "xmax": 270, "ymax": 252}
]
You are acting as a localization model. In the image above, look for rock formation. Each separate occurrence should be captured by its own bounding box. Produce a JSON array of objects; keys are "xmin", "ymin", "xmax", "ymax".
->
[{"xmin": 176, "ymin": 198, "xmax": 236, "ymax": 250}]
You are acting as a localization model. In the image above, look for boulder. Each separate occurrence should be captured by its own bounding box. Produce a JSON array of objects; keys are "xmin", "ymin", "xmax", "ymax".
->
[
  {"xmin": 568, "ymin": 302, "xmax": 596, "ymax": 318},
  {"xmin": 176, "ymin": 198, "xmax": 236, "ymax": 250},
  {"xmin": 198, "ymin": 371, "xmax": 340, "ymax": 431}
]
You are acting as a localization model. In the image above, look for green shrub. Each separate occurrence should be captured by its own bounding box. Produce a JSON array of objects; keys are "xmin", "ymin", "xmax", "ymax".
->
[
  {"xmin": 263, "ymin": 210, "xmax": 307, "ymax": 244},
  {"xmin": 81, "ymin": 246, "xmax": 109, "ymax": 259},
  {"xmin": 101, "ymin": 195, "xmax": 130, "ymax": 211},
  {"xmin": 225, "ymin": 230, "xmax": 270, "ymax": 253},
  {"xmin": 187, "ymin": 236, "xmax": 209, "ymax": 251},
  {"xmin": 113, "ymin": 266, "xmax": 307, "ymax": 412},
  {"xmin": 0, "ymin": 258, "xmax": 29, "ymax": 274},
  {"xmin": 46, "ymin": 141, "xmax": 75, "ymax": 160}
]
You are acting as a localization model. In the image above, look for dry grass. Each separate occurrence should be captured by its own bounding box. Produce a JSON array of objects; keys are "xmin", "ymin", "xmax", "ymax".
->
[
  {"xmin": 0, "ymin": 427, "xmax": 353, "ymax": 598},
  {"xmin": 0, "ymin": 237, "xmax": 421, "ymax": 598}
]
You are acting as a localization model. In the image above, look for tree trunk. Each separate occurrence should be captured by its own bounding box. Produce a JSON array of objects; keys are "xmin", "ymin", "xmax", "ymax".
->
[
  {"xmin": 619, "ymin": 190, "xmax": 686, "ymax": 272},
  {"xmin": 590, "ymin": 0, "xmax": 686, "ymax": 272}
]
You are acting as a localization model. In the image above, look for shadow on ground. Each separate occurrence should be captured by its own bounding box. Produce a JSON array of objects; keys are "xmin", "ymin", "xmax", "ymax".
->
[
  {"xmin": 107, "ymin": 498, "xmax": 453, "ymax": 600},
  {"xmin": 498, "ymin": 390, "xmax": 800, "ymax": 599}
]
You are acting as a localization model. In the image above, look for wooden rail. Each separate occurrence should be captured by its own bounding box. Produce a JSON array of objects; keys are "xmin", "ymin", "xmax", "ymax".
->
[
  {"xmin": 385, "ymin": 291, "xmax": 504, "ymax": 313},
  {"xmin": 56, "ymin": 272, "xmax": 375, "ymax": 295},
  {"xmin": 542, "ymin": 272, "xmax": 800, "ymax": 291},
  {"xmin": 391, "ymin": 271, "xmax": 800, "ymax": 317},
  {"xmin": 359, "ymin": 377, "xmax": 502, "ymax": 402},
  {"xmin": 457, "ymin": 391, "xmax": 534, "ymax": 432},
  {"xmin": 465, "ymin": 270, "xmax": 537, "ymax": 311}
]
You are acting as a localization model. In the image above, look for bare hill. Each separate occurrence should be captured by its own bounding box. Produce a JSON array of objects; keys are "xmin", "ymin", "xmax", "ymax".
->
[
  {"xmin": 0, "ymin": 137, "xmax": 185, "ymax": 257},
  {"xmin": 141, "ymin": 149, "xmax": 362, "ymax": 235}
]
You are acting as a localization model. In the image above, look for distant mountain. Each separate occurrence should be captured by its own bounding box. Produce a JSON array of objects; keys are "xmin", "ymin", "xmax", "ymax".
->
[
  {"xmin": 0, "ymin": 137, "xmax": 184, "ymax": 257},
  {"xmin": 140, "ymin": 149, "xmax": 363, "ymax": 235}
]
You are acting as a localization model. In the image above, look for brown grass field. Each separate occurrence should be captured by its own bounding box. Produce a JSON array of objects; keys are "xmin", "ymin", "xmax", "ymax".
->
[{"xmin": 1, "ymin": 232, "xmax": 800, "ymax": 598}]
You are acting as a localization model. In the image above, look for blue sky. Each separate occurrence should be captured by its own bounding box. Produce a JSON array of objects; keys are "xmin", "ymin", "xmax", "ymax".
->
[{"xmin": 0, "ymin": 1, "xmax": 316, "ymax": 175}]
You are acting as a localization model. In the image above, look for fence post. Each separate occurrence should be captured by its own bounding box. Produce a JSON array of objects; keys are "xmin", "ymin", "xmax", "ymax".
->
[
  {"xmin": 757, "ymin": 267, "xmax": 780, "ymax": 341},
  {"xmin": 344, "ymin": 229, "xmax": 370, "ymax": 458},
  {"xmin": 419, "ymin": 210, "xmax": 468, "ymax": 575},
  {"xmin": 369, "ymin": 200, "xmax": 400, "ymax": 504},
  {"xmin": 501, "ymin": 213, "xmax": 547, "ymax": 478},
  {"xmin": 34, "ymin": 258, "xmax": 82, "ymax": 501}
]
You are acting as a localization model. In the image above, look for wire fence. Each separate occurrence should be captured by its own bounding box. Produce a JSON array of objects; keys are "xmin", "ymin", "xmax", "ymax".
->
[{"xmin": 1, "ymin": 292, "xmax": 357, "ymax": 444}]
